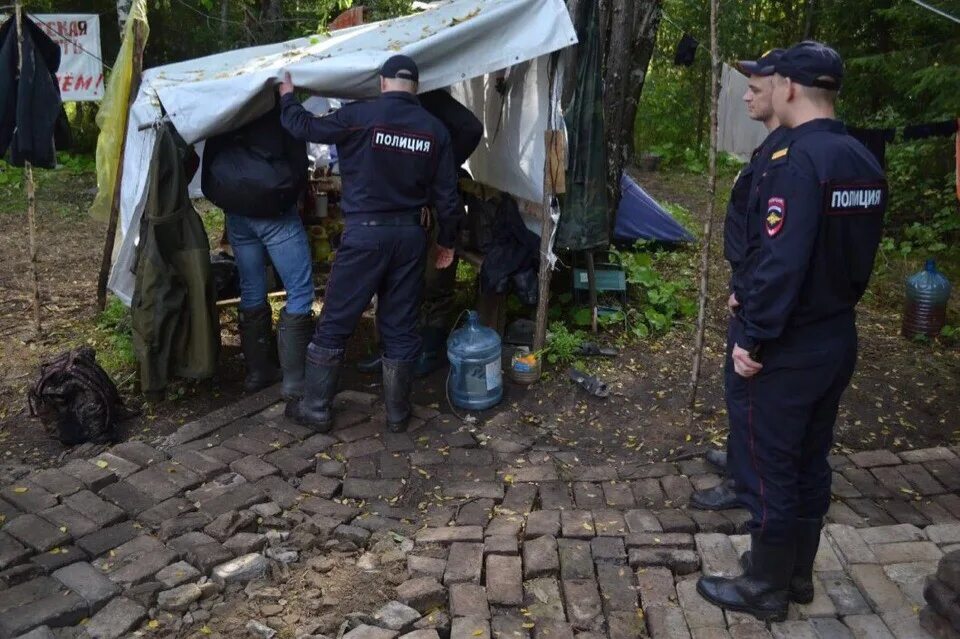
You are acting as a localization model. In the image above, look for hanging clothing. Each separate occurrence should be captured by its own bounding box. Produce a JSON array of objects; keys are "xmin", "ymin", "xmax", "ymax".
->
[
  {"xmin": 0, "ymin": 15, "xmax": 62, "ymax": 168},
  {"xmin": 132, "ymin": 125, "xmax": 219, "ymax": 395},
  {"xmin": 955, "ymin": 119, "xmax": 959, "ymax": 202},
  {"xmin": 902, "ymin": 120, "xmax": 958, "ymax": 141},
  {"xmin": 674, "ymin": 34, "xmax": 698, "ymax": 67},
  {"xmin": 847, "ymin": 127, "xmax": 895, "ymax": 169},
  {"xmin": 480, "ymin": 195, "xmax": 540, "ymax": 305}
]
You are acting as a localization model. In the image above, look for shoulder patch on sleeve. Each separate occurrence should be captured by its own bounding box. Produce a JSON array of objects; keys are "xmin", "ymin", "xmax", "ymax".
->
[
  {"xmin": 771, "ymin": 148, "xmax": 788, "ymax": 160},
  {"xmin": 766, "ymin": 197, "xmax": 786, "ymax": 237},
  {"xmin": 824, "ymin": 181, "xmax": 887, "ymax": 216}
]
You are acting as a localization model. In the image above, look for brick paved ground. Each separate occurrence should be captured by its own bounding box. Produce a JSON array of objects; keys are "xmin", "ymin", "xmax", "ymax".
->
[{"xmin": 1, "ymin": 386, "xmax": 957, "ymax": 638}]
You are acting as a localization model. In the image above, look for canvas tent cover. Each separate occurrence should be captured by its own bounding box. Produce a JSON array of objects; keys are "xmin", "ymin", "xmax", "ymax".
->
[{"xmin": 108, "ymin": 0, "xmax": 577, "ymax": 304}]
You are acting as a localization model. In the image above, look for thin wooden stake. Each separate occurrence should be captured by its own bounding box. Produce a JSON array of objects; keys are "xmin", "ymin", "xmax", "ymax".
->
[
  {"xmin": 96, "ymin": 18, "xmax": 146, "ymax": 312},
  {"xmin": 688, "ymin": 0, "xmax": 720, "ymax": 409},
  {"xmin": 14, "ymin": 3, "xmax": 42, "ymax": 335},
  {"xmin": 585, "ymin": 250, "xmax": 598, "ymax": 333}
]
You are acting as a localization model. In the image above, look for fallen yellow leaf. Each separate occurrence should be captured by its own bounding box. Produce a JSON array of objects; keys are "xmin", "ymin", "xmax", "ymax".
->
[
  {"xmin": 12, "ymin": 487, "xmax": 28, "ymax": 494},
  {"xmin": 95, "ymin": 460, "xmax": 109, "ymax": 469}
]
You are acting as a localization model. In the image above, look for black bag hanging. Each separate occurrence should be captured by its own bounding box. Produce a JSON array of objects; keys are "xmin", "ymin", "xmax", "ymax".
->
[
  {"xmin": 201, "ymin": 102, "xmax": 308, "ymax": 217},
  {"xmin": 674, "ymin": 34, "xmax": 699, "ymax": 67},
  {"xmin": 28, "ymin": 347, "xmax": 130, "ymax": 445}
]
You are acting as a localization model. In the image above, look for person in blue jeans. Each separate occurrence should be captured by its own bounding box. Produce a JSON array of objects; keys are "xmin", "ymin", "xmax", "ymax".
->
[{"xmin": 227, "ymin": 205, "xmax": 315, "ymax": 398}]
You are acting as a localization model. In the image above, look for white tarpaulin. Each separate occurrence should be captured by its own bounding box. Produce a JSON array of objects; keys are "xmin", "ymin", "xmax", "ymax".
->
[
  {"xmin": 718, "ymin": 63, "xmax": 768, "ymax": 161},
  {"xmin": 109, "ymin": 0, "xmax": 576, "ymax": 304},
  {"xmin": 33, "ymin": 14, "xmax": 104, "ymax": 101}
]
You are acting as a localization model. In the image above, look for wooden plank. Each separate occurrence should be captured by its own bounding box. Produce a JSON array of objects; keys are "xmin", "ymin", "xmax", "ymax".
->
[{"xmin": 544, "ymin": 129, "xmax": 567, "ymax": 195}]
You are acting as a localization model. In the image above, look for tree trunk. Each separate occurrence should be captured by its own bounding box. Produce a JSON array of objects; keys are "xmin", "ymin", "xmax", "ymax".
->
[{"xmin": 598, "ymin": 0, "xmax": 662, "ymax": 223}]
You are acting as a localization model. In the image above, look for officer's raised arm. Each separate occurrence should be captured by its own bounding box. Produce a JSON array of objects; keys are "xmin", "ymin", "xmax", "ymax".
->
[
  {"xmin": 278, "ymin": 72, "xmax": 354, "ymax": 144},
  {"xmin": 431, "ymin": 134, "xmax": 461, "ymax": 250},
  {"xmin": 737, "ymin": 155, "xmax": 821, "ymax": 352}
]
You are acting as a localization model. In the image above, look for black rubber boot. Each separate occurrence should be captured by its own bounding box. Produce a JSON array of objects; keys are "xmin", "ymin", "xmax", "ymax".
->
[
  {"xmin": 414, "ymin": 327, "xmax": 447, "ymax": 378},
  {"xmin": 705, "ymin": 449, "xmax": 728, "ymax": 470},
  {"xmin": 238, "ymin": 306, "xmax": 280, "ymax": 393},
  {"xmin": 697, "ymin": 534, "xmax": 795, "ymax": 622},
  {"xmin": 277, "ymin": 309, "xmax": 315, "ymax": 400},
  {"xmin": 382, "ymin": 356, "xmax": 416, "ymax": 433},
  {"xmin": 284, "ymin": 345, "xmax": 342, "ymax": 432},
  {"xmin": 690, "ymin": 478, "xmax": 741, "ymax": 511},
  {"xmin": 739, "ymin": 517, "xmax": 821, "ymax": 604}
]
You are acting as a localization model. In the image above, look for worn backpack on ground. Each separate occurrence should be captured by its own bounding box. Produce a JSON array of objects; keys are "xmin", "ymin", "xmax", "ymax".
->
[{"xmin": 28, "ymin": 346, "xmax": 127, "ymax": 445}]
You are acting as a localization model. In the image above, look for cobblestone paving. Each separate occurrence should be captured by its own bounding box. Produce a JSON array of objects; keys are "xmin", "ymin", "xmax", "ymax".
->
[{"xmin": 1, "ymin": 386, "xmax": 958, "ymax": 639}]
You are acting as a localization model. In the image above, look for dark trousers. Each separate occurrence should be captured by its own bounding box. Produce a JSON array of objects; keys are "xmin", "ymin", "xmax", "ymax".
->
[
  {"xmin": 727, "ymin": 315, "xmax": 858, "ymax": 544},
  {"xmin": 313, "ymin": 217, "xmax": 427, "ymax": 361}
]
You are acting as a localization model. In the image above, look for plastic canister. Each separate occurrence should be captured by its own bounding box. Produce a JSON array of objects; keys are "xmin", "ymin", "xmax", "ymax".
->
[
  {"xmin": 447, "ymin": 311, "xmax": 503, "ymax": 410},
  {"xmin": 902, "ymin": 259, "xmax": 951, "ymax": 338}
]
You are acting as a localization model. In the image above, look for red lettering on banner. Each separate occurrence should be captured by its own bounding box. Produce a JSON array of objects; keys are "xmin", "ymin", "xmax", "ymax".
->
[
  {"xmin": 61, "ymin": 74, "xmax": 74, "ymax": 92},
  {"xmin": 74, "ymin": 75, "xmax": 93, "ymax": 91}
]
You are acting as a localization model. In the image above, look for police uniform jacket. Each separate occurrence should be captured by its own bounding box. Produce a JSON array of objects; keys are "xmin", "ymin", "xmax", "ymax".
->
[
  {"xmin": 280, "ymin": 91, "xmax": 461, "ymax": 247},
  {"xmin": 724, "ymin": 126, "xmax": 787, "ymax": 301},
  {"xmin": 735, "ymin": 118, "xmax": 887, "ymax": 352}
]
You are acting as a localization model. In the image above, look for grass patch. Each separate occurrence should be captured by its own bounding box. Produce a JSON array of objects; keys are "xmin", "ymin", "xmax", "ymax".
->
[{"xmin": 86, "ymin": 296, "xmax": 137, "ymax": 388}]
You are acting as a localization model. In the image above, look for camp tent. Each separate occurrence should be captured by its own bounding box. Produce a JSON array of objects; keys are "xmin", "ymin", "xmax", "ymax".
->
[
  {"xmin": 613, "ymin": 173, "xmax": 694, "ymax": 244},
  {"xmin": 108, "ymin": 0, "xmax": 578, "ymax": 352}
]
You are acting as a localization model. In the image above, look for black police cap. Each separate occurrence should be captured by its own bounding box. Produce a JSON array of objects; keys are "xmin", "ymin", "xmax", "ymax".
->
[
  {"xmin": 380, "ymin": 55, "xmax": 419, "ymax": 82},
  {"xmin": 773, "ymin": 41, "xmax": 843, "ymax": 90},
  {"xmin": 736, "ymin": 48, "xmax": 785, "ymax": 76}
]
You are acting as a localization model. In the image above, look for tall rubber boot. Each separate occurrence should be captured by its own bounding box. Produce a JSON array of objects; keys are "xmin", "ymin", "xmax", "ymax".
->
[
  {"xmin": 739, "ymin": 517, "xmax": 822, "ymax": 604},
  {"xmin": 238, "ymin": 306, "xmax": 280, "ymax": 393},
  {"xmin": 284, "ymin": 344, "xmax": 342, "ymax": 432},
  {"xmin": 414, "ymin": 327, "xmax": 447, "ymax": 378},
  {"xmin": 382, "ymin": 357, "xmax": 416, "ymax": 433},
  {"xmin": 277, "ymin": 309, "xmax": 315, "ymax": 399},
  {"xmin": 697, "ymin": 533, "xmax": 795, "ymax": 622}
]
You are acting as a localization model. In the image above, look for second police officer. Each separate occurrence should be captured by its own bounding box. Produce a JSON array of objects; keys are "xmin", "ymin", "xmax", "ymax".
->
[
  {"xmin": 279, "ymin": 55, "xmax": 461, "ymax": 434},
  {"xmin": 697, "ymin": 41, "xmax": 887, "ymax": 621}
]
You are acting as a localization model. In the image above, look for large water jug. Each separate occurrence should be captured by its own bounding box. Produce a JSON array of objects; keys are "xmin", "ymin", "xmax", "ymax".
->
[
  {"xmin": 447, "ymin": 311, "xmax": 503, "ymax": 410},
  {"xmin": 902, "ymin": 259, "xmax": 951, "ymax": 338}
]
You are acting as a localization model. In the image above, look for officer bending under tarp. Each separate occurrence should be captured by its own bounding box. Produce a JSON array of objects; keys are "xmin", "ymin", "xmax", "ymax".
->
[
  {"xmin": 690, "ymin": 48, "xmax": 787, "ymax": 512},
  {"xmin": 357, "ymin": 88, "xmax": 484, "ymax": 377},
  {"xmin": 696, "ymin": 42, "xmax": 886, "ymax": 621},
  {"xmin": 279, "ymin": 55, "xmax": 461, "ymax": 434}
]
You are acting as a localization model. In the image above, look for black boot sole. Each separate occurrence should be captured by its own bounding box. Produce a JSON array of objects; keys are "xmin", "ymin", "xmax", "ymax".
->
[
  {"xmin": 695, "ymin": 580, "xmax": 789, "ymax": 622},
  {"xmin": 739, "ymin": 553, "xmax": 814, "ymax": 604},
  {"xmin": 689, "ymin": 498, "xmax": 742, "ymax": 511},
  {"xmin": 387, "ymin": 421, "xmax": 409, "ymax": 433},
  {"xmin": 284, "ymin": 402, "xmax": 332, "ymax": 433}
]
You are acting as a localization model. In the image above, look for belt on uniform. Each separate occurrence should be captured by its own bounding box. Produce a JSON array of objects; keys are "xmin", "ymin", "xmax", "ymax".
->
[{"xmin": 346, "ymin": 213, "xmax": 422, "ymax": 227}]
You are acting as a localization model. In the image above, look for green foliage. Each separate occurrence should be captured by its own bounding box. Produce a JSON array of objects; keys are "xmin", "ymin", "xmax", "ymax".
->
[
  {"xmin": 0, "ymin": 161, "xmax": 23, "ymax": 195},
  {"xmin": 612, "ymin": 243, "xmax": 698, "ymax": 339},
  {"xmin": 92, "ymin": 297, "xmax": 137, "ymax": 377},
  {"xmin": 545, "ymin": 321, "xmax": 585, "ymax": 365}
]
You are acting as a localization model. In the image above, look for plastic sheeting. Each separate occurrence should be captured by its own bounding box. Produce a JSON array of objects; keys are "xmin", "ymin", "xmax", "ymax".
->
[
  {"xmin": 613, "ymin": 173, "xmax": 694, "ymax": 244},
  {"xmin": 89, "ymin": 0, "xmax": 148, "ymax": 220},
  {"xmin": 109, "ymin": 0, "xmax": 577, "ymax": 304},
  {"xmin": 718, "ymin": 63, "xmax": 768, "ymax": 161}
]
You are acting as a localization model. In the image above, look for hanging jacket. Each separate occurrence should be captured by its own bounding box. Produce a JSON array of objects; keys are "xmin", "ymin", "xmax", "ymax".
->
[
  {"xmin": 0, "ymin": 16, "xmax": 62, "ymax": 168},
  {"xmin": 480, "ymin": 195, "xmax": 540, "ymax": 304},
  {"xmin": 132, "ymin": 125, "xmax": 219, "ymax": 394}
]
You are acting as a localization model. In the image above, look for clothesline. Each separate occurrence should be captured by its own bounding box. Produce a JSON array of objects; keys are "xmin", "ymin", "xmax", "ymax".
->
[{"xmin": 0, "ymin": 10, "xmax": 113, "ymax": 71}]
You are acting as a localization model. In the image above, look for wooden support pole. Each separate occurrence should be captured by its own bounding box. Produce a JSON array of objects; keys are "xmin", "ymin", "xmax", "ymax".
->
[
  {"xmin": 96, "ymin": 19, "xmax": 146, "ymax": 312},
  {"xmin": 15, "ymin": 3, "xmax": 42, "ymax": 335},
  {"xmin": 533, "ymin": 203, "xmax": 555, "ymax": 352},
  {"xmin": 688, "ymin": 0, "xmax": 720, "ymax": 409}
]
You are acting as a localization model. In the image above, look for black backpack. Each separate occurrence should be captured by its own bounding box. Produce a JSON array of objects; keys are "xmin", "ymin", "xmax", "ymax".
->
[
  {"xmin": 201, "ymin": 102, "xmax": 308, "ymax": 217},
  {"xmin": 28, "ymin": 347, "xmax": 128, "ymax": 445}
]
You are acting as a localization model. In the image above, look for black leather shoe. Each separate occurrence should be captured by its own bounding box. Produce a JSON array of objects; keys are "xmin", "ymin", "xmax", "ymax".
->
[
  {"xmin": 382, "ymin": 356, "xmax": 415, "ymax": 433},
  {"xmin": 238, "ymin": 306, "xmax": 280, "ymax": 393},
  {"xmin": 690, "ymin": 479, "xmax": 740, "ymax": 511},
  {"xmin": 697, "ymin": 534, "xmax": 795, "ymax": 622},
  {"xmin": 277, "ymin": 309, "xmax": 315, "ymax": 399},
  {"xmin": 284, "ymin": 345, "xmax": 342, "ymax": 432},
  {"xmin": 705, "ymin": 449, "xmax": 728, "ymax": 470},
  {"xmin": 739, "ymin": 517, "xmax": 821, "ymax": 604}
]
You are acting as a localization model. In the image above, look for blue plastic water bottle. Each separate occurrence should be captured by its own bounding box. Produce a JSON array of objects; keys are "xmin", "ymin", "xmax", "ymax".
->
[
  {"xmin": 447, "ymin": 311, "xmax": 503, "ymax": 410},
  {"xmin": 902, "ymin": 259, "xmax": 951, "ymax": 338}
]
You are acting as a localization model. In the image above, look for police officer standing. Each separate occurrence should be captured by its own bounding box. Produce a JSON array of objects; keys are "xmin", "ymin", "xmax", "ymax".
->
[
  {"xmin": 697, "ymin": 41, "xmax": 886, "ymax": 621},
  {"xmin": 278, "ymin": 55, "xmax": 460, "ymax": 433},
  {"xmin": 691, "ymin": 48, "xmax": 787, "ymax": 512}
]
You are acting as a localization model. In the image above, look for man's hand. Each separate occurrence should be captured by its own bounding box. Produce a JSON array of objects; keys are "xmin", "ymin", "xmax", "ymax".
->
[
  {"xmin": 279, "ymin": 71, "xmax": 295, "ymax": 96},
  {"xmin": 435, "ymin": 246, "xmax": 455, "ymax": 269},
  {"xmin": 727, "ymin": 292, "xmax": 740, "ymax": 316},
  {"xmin": 732, "ymin": 343, "xmax": 763, "ymax": 378}
]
